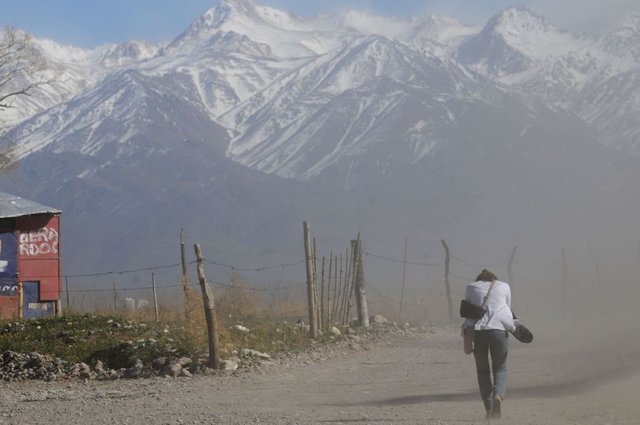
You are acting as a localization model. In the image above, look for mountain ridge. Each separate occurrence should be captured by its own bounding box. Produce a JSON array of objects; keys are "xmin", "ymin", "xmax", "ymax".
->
[{"xmin": 3, "ymin": 1, "xmax": 640, "ymax": 279}]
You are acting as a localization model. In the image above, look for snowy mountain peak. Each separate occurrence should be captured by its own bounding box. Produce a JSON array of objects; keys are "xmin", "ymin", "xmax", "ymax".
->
[
  {"xmin": 95, "ymin": 40, "xmax": 161, "ymax": 67},
  {"xmin": 412, "ymin": 14, "xmax": 478, "ymax": 50},
  {"xmin": 482, "ymin": 6, "xmax": 581, "ymax": 50},
  {"xmin": 219, "ymin": 0, "xmax": 258, "ymax": 13},
  {"xmin": 169, "ymin": 0, "xmax": 355, "ymax": 58},
  {"xmin": 191, "ymin": 0, "xmax": 261, "ymax": 32},
  {"xmin": 456, "ymin": 5, "xmax": 588, "ymax": 77},
  {"xmin": 601, "ymin": 12, "xmax": 640, "ymax": 59},
  {"xmin": 486, "ymin": 6, "xmax": 550, "ymax": 33}
]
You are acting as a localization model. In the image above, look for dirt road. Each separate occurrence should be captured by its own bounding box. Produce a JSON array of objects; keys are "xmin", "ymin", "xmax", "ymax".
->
[{"xmin": 1, "ymin": 325, "xmax": 639, "ymax": 425}]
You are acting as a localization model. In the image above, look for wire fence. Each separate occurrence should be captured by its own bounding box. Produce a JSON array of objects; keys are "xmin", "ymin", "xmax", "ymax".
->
[
  {"xmin": 28, "ymin": 227, "xmax": 638, "ymax": 332},
  {"xmin": 54, "ymin": 242, "xmax": 537, "ymax": 325}
]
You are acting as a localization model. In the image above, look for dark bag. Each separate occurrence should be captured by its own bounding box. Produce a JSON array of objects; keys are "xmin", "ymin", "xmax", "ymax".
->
[
  {"xmin": 510, "ymin": 311, "xmax": 533, "ymax": 343},
  {"xmin": 460, "ymin": 299, "xmax": 486, "ymax": 319},
  {"xmin": 461, "ymin": 281, "xmax": 495, "ymax": 355},
  {"xmin": 511, "ymin": 323, "xmax": 533, "ymax": 343}
]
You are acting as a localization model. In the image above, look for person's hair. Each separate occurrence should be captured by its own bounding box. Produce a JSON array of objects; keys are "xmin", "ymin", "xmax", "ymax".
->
[{"xmin": 476, "ymin": 269, "xmax": 497, "ymax": 282}]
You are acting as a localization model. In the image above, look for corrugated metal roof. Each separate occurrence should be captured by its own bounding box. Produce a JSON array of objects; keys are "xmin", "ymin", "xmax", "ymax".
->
[{"xmin": 0, "ymin": 191, "xmax": 61, "ymax": 219}]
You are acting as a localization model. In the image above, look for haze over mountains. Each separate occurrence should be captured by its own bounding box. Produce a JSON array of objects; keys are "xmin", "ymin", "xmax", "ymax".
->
[{"xmin": 2, "ymin": 0, "xmax": 640, "ymax": 293}]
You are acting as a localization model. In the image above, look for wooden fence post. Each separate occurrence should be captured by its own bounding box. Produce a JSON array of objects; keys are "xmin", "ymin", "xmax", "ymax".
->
[
  {"xmin": 303, "ymin": 222, "xmax": 318, "ymax": 338},
  {"xmin": 112, "ymin": 281, "xmax": 117, "ymax": 312},
  {"xmin": 352, "ymin": 239, "xmax": 362, "ymax": 324},
  {"xmin": 331, "ymin": 254, "xmax": 340, "ymax": 324},
  {"xmin": 152, "ymin": 272, "xmax": 159, "ymax": 322},
  {"xmin": 18, "ymin": 281, "xmax": 23, "ymax": 319},
  {"xmin": 337, "ymin": 254, "xmax": 344, "ymax": 325},
  {"xmin": 320, "ymin": 256, "xmax": 325, "ymax": 331},
  {"xmin": 355, "ymin": 236, "xmax": 369, "ymax": 328},
  {"xmin": 312, "ymin": 238, "xmax": 320, "ymax": 333},
  {"xmin": 327, "ymin": 253, "xmax": 333, "ymax": 325},
  {"xmin": 194, "ymin": 243, "xmax": 220, "ymax": 369},
  {"xmin": 341, "ymin": 247, "xmax": 353, "ymax": 325},
  {"xmin": 440, "ymin": 239, "xmax": 453, "ymax": 323}
]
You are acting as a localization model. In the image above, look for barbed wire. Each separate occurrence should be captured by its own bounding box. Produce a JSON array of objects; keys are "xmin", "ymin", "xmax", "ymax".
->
[
  {"xmin": 209, "ymin": 280, "xmax": 307, "ymax": 292},
  {"xmin": 204, "ymin": 258, "xmax": 306, "ymax": 272},
  {"xmin": 26, "ymin": 247, "xmax": 525, "ymax": 301},
  {"xmin": 63, "ymin": 261, "xmax": 195, "ymax": 278},
  {"xmin": 60, "ymin": 278, "xmax": 306, "ymax": 294},
  {"xmin": 363, "ymin": 251, "xmax": 442, "ymax": 266}
]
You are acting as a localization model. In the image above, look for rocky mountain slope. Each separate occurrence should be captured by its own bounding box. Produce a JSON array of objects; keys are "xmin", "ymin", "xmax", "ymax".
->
[{"xmin": 2, "ymin": 0, "xmax": 640, "ymax": 281}]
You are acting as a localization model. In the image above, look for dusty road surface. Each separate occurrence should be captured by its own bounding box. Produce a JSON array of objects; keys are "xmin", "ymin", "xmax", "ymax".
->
[{"xmin": 1, "ymin": 323, "xmax": 639, "ymax": 425}]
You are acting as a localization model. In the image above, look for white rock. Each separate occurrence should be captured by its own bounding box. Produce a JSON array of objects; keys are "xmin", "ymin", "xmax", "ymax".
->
[
  {"xmin": 330, "ymin": 326, "xmax": 341, "ymax": 336},
  {"xmin": 176, "ymin": 357, "xmax": 192, "ymax": 367},
  {"xmin": 220, "ymin": 358, "xmax": 239, "ymax": 370},
  {"xmin": 232, "ymin": 325, "xmax": 250, "ymax": 333},
  {"xmin": 167, "ymin": 363, "xmax": 182, "ymax": 378}
]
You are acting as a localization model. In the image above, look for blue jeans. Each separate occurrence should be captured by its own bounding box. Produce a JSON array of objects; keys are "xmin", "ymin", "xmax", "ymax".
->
[{"xmin": 473, "ymin": 330, "xmax": 509, "ymax": 411}]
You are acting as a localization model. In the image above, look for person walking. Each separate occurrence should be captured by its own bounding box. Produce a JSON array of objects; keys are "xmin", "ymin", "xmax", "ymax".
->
[{"xmin": 462, "ymin": 269, "xmax": 515, "ymax": 419}]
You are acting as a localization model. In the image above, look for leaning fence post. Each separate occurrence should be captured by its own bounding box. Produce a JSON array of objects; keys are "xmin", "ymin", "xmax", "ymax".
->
[
  {"xmin": 194, "ymin": 244, "xmax": 220, "ymax": 369},
  {"xmin": 303, "ymin": 221, "xmax": 318, "ymax": 338},
  {"xmin": 351, "ymin": 240, "xmax": 361, "ymax": 323},
  {"xmin": 312, "ymin": 237, "xmax": 320, "ymax": 333},
  {"xmin": 320, "ymin": 256, "xmax": 326, "ymax": 331},
  {"xmin": 152, "ymin": 272, "xmax": 159, "ymax": 322},
  {"xmin": 112, "ymin": 281, "xmax": 118, "ymax": 312}
]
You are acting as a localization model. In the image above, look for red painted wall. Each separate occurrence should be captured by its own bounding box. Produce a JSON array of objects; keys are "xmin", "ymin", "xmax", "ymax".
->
[
  {"xmin": 0, "ymin": 294, "xmax": 18, "ymax": 319},
  {"xmin": 17, "ymin": 215, "xmax": 61, "ymax": 301}
]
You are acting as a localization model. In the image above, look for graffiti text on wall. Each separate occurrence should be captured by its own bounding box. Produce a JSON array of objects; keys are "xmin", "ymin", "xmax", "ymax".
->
[
  {"xmin": 19, "ymin": 227, "xmax": 59, "ymax": 257},
  {"xmin": 0, "ymin": 284, "xmax": 17, "ymax": 296}
]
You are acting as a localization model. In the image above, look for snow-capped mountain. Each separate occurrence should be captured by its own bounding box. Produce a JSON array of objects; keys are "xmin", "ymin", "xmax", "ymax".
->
[
  {"xmin": 223, "ymin": 34, "xmax": 498, "ymax": 180},
  {"xmin": 456, "ymin": 7, "xmax": 590, "ymax": 77},
  {"xmin": 168, "ymin": 0, "xmax": 358, "ymax": 58},
  {"xmin": 454, "ymin": 6, "xmax": 640, "ymax": 152},
  {"xmin": 3, "ymin": 0, "xmax": 640, "ymax": 276},
  {"xmin": 0, "ymin": 37, "xmax": 162, "ymax": 127}
]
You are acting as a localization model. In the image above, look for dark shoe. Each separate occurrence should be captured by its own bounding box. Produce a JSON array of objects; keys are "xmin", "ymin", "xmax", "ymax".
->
[{"xmin": 492, "ymin": 395, "xmax": 502, "ymax": 419}]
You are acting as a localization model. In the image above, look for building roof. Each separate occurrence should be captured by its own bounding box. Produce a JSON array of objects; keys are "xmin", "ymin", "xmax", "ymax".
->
[{"xmin": 0, "ymin": 191, "xmax": 61, "ymax": 219}]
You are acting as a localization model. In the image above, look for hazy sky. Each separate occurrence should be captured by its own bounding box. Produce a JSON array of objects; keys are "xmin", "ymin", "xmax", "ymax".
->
[{"xmin": 1, "ymin": 0, "xmax": 638, "ymax": 47}]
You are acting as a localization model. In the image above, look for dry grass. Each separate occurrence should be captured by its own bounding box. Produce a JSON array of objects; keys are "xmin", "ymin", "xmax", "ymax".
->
[{"xmin": 108, "ymin": 274, "xmax": 318, "ymax": 357}]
